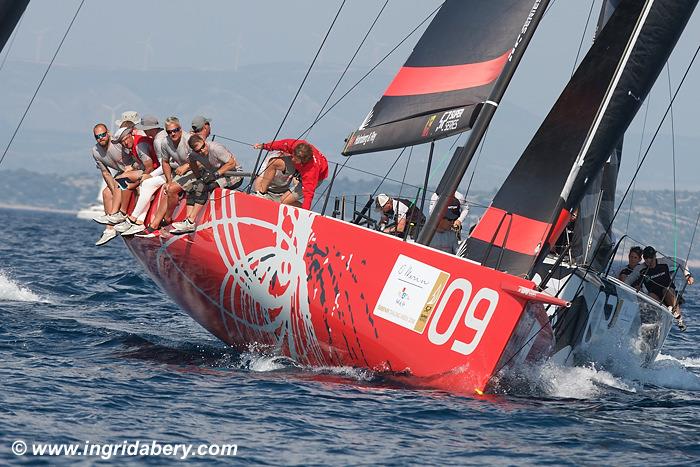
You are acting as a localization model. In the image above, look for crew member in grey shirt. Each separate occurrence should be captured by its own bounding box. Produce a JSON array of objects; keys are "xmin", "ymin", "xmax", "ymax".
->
[
  {"xmin": 170, "ymin": 135, "xmax": 243, "ymax": 234},
  {"xmin": 137, "ymin": 117, "xmax": 193, "ymax": 237},
  {"xmin": 91, "ymin": 122, "xmax": 135, "ymax": 246}
]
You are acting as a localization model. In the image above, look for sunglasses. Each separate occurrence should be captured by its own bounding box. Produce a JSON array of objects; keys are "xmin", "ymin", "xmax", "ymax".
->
[
  {"xmin": 166, "ymin": 127, "xmax": 181, "ymax": 135},
  {"xmin": 94, "ymin": 132, "xmax": 108, "ymax": 140},
  {"xmin": 192, "ymin": 144, "xmax": 206, "ymax": 153}
]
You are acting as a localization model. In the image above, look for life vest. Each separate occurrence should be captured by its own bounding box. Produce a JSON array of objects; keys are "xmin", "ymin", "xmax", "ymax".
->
[
  {"xmin": 395, "ymin": 198, "xmax": 426, "ymax": 227},
  {"xmin": 132, "ymin": 133, "xmax": 159, "ymax": 169}
]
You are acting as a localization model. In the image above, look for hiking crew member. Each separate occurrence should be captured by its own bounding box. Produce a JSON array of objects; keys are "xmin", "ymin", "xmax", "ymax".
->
[
  {"xmin": 137, "ymin": 117, "xmax": 193, "ymax": 237},
  {"xmin": 254, "ymin": 151, "xmax": 299, "ymax": 204},
  {"xmin": 170, "ymin": 135, "xmax": 243, "ymax": 235},
  {"xmin": 91, "ymin": 123, "xmax": 135, "ymax": 246},
  {"xmin": 375, "ymin": 193, "xmax": 425, "ymax": 239},
  {"xmin": 191, "ymin": 115, "xmax": 212, "ymax": 140},
  {"xmin": 105, "ymin": 125, "xmax": 156, "ymax": 233},
  {"xmin": 625, "ymin": 246, "xmax": 694, "ymax": 331},
  {"xmin": 618, "ymin": 246, "xmax": 643, "ymax": 283},
  {"xmin": 254, "ymin": 139, "xmax": 328, "ymax": 210},
  {"xmin": 121, "ymin": 116, "xmax": 166, "ymax": 236}
]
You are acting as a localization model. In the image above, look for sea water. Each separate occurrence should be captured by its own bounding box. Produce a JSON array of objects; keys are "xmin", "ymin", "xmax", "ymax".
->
[{"xmin": 1, "ymin": 208, "xmax": 698, "ymax": 465}]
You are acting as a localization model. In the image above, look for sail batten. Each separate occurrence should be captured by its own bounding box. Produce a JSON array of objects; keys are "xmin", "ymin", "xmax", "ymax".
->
[{"xmin": 343, "ymin": 0, "xmax": 539, "ymax": 156}]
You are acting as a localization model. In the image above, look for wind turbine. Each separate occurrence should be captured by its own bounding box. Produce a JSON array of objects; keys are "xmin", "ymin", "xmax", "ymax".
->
[
  {"xmin": 230, "ymin": 31, "xmax": 243, "ymax": 72},
  {"xmin": 34, "ymin": 28, "xmax": 49, "ymax": 63},
  {"xmin": 101, "ymin": 102, "xmax": 125, "ymax": 132},
  {"xmin": 135, "ymin": 34, "xmax": 154, "ymax": 71}
]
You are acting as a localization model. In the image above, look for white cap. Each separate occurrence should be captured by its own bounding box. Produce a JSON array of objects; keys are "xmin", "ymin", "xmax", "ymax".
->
[
  {"xmin": 111, "ymin": 126, "xmax": 133, "ymax": 143},
  {"xmin": 375, "ymin": 194, "xmax": 390, "ymax": 209},
  {"xmin": 115, "ymin": 110, "xmax": 141, "ymax": 127}
]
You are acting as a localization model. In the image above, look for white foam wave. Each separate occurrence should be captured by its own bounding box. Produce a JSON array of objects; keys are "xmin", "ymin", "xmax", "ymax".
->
[
  {"xmin": 657, "ymin": 353, "xmax": 700, "ymax": 369},
  {"xmin": 510, "ymin": 352, "xmax": 700, "ymax": 398},
  {"xmin": 0, "ymin": 271, "xmax": 42, "ymax": 302}
]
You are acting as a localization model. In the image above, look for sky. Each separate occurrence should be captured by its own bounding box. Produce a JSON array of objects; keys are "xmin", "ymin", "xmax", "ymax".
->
[{"xmin": 1, "ymin": 0, "xmax": 699, "ymax": 196}]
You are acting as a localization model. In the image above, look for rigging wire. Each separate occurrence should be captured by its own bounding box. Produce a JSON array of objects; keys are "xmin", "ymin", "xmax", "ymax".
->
[
  {"xmin": 226, "ymin": 2, "xmax": 440, "ymax": 197},
  {"xmin": 667, "ymin": 64, "xmax": 678, "ymax": 262},
  {"xmin": 570, "ymin": 0, "xmax": 596, "ymax": 77},
  {"xmin": 0, "ymin": 10, "xmax": 24, "ymax": 75},
  {"xmin": 493, "ymin": 40, "xmax": 700, "ymax": 376},
  {"xmin": 249, "ymin": 0, "xmax": 346, "ymax": 183},
  {"xmin": 0, "ymin": 0, "xmax": 85, "ymax": 168},
  {"xmin": 211, "ymin": 134, "xmax": 254, "ymax": 147},
  {"xmin": 301, "ymin": 0, "xmax": 389, "ymax": 140},
  {"xmin": 295, "ymin": 3, "xmax": 441, "ymax": 138}
]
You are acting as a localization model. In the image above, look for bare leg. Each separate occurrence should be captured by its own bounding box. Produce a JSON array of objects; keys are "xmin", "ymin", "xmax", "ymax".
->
[
  {"xmin": 187, "ymin": 203, "xmax": 204, "ymax": 222},
  {"xmin": 280, "ymin": 191, "xmax": 302, "ymax": 208}
]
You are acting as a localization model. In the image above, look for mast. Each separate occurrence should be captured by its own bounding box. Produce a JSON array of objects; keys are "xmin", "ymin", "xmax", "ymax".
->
[
  {"xmin": 0, "ymin": 0, "xmax": 29, "ymax": 52},
  {"xmin": 417, "ymin": 0, "xmax": 551, "ymax": 246}
]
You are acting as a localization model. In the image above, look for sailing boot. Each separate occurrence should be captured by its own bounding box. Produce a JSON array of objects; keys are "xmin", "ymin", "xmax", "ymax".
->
[{"xmin": 670, "ymin": 306, "xmax": 687, "ymax": 332}]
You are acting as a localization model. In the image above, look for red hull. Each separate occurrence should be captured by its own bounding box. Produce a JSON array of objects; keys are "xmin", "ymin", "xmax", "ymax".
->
[{"xmin": 125, "ymin": 190, "xmax": 553, "ymax": 394}]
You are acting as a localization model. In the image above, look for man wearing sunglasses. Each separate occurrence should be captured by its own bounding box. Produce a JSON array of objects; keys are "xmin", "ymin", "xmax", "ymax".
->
[
  {"xmin": 191, "ymin": 115, "xmax": 211, "ymax": 140},
  {"xmin": 136, "ymin": 117, "xmax": 194, "ymax": 237},
  {"xmin": 90, "ymin": 123, "xmax": 136, "ymax": 245},
  {"xmin": 170, "ymin": 135, "xmax": 243, "ymax": 234}
]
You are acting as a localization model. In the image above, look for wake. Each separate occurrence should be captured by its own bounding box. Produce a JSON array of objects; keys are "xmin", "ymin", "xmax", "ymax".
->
[{"xmin": 0, "ymin": 270, "xmax": 43, "ymax": 302}]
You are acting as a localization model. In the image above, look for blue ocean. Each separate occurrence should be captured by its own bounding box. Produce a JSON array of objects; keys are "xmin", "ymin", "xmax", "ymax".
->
[{"xmin": 1, "ymin": 207, "xmax": 699, "ymax": 465}]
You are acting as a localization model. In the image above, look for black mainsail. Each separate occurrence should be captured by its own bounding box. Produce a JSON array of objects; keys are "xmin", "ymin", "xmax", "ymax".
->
[
  {"xmin": 571, "ymin": 0, "xmax": 623, "ymax": 269},
  {"xmin": 462, "ymin": 0, "xmax": 698, "ymax": 278},
  {"xmin": 0, "ymin": 0, "xmax": 28, "ymax": 52},
  {"xmin": 342, "ymin": 0, "xmax": 539, "ymax": 156}
]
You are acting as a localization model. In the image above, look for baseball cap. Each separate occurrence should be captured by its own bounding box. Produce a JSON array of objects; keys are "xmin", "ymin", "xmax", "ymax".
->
[
  {"xmin": 191, "ymin": 115, "xmax": 211, "ymax": 132},
  {"xmin": 111, "ymin": 126, "xmax": 133, "ymax": 143},
  {"xmin": 642, "ymin": 246, "xmax": 656, "ymax": 258},
  {"xmin": 136, "ymin": 115, "xmax": 160, "ymax": 131},
  {"xmin": 115, "ymin": 110, "xmax": 141, "ymax": 127},
  {"xmin": 375, "ymin": 194, "xmax": 390, "ymax": 209}
]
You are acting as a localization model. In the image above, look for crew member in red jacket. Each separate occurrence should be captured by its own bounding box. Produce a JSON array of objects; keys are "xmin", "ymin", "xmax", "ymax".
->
[{"xmin": 254, "ymin": 139, "xmax": 328, "ymax": 210}]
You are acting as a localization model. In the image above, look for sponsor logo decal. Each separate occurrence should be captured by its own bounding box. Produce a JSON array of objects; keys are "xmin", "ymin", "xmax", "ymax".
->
[
  {"xmin": 353, "ymin": 131, "xmax": 378, "ymax": 146},
  {"xmin": 434, "ymin": 108, "xmax": 465, "ymax": 133},
  {"xmin": 421, "ymin": 115, "xmax": 437, "ymax": 137},
  {"xmin": 374, "ymin": 255, "xmax": 449, "ymax": 334}
]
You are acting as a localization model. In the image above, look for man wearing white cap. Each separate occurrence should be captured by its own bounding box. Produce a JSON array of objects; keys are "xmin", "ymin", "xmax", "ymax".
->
[
  {"xmin": 121, "ymin": 116, "xmax": 166, "ymax": 236},
  {"xmin": 374, "ymin": 194, "xmax": 425, "ymax": 239},
  {"xmin": 191, "ymin": 115, "xmax": 211, "ymax": 140},
  {"xmin": 115, "ymin": 110, "xmax": 141, "ymax": 128}
]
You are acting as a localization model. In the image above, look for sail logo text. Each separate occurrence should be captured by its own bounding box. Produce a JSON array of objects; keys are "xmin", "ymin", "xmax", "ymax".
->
[
  {"xmin": 434, "ymin": 108, "xmax": 465, "ymax": 133},
  {"xmin": 353, "ymin": 131, "xmax": 377, "ymax": 146},
  {"xmin": 427, "ymin": 278, "xmax": 499, "ymax": 356}
]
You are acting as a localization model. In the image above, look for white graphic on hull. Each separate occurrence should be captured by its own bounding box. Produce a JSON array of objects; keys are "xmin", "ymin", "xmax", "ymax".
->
[{"xmin": 152, "ymin": 192, "xmax": 327, "ymax": 364}]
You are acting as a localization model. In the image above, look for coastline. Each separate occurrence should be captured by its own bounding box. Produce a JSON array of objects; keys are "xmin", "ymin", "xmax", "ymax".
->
[{"xmin": 0, "ymin": 203, "xmax": 77, "ymax": 215}]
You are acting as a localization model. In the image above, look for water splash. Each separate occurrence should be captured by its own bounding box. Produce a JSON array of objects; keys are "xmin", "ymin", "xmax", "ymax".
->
[{"xmin": 0, "ymin": 271, "xmax": 42, "ymax": 302}]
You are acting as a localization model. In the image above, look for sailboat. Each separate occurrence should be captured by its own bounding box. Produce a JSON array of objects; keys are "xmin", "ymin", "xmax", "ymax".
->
[
  {"xmin": 114, "ymin": 0, "xmax": 695, "ymax": 394},
  {"xmin": 76, "ymin": 180, "xmax": 107, "ymax": 220}
]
